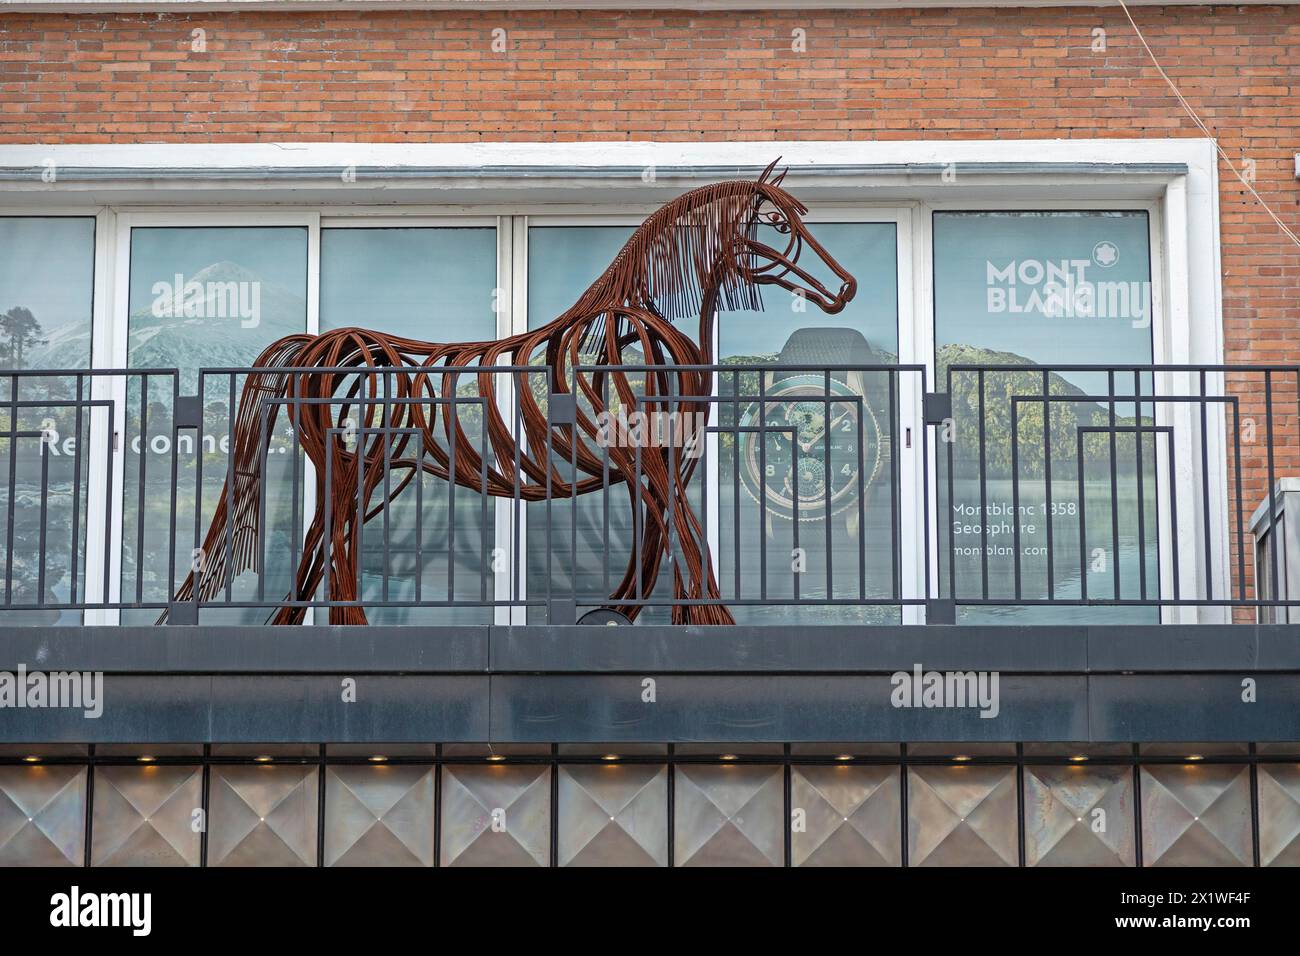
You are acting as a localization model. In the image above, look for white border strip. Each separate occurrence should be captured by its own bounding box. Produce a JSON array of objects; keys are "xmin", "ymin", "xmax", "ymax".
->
[
  {"xmin": 0, "ymin": 140, "xmax": 1210, "ymax": 176},
  {"xmin": 2, "ymin": 0, "xmax": 1295, "ymax": 10}
]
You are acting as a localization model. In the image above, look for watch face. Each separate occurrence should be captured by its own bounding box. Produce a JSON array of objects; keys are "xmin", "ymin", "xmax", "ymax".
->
[{"xmin": 736, "ymin": 373, "xmax": 883, "ymax": 522}]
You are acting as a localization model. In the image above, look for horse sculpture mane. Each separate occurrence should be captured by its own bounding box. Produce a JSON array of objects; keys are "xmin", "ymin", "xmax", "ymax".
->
[
  {"xmin": 571, "ymin": 179, "xmax": 767, "ymax": 323},
  {"xmin": 163, "ymin": 160, "xmax": 857, "ymax": 625}
]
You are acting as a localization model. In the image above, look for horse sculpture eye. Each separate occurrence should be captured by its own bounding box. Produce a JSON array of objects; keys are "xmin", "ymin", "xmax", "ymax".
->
[{"xmin": 762, "ymin": 209, "xmax": 791, "ymax": 233}]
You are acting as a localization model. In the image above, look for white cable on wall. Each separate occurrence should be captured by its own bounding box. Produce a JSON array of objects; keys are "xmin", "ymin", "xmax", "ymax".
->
[{"xmin": 1115, "ymin": 0, "xmax": 1300, "ymax": 250}]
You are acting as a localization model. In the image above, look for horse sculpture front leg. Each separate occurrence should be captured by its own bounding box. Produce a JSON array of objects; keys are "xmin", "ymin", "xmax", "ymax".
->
[{"xmin": 601, "ymin": 433, "xmax": 733, "ymax": 625}]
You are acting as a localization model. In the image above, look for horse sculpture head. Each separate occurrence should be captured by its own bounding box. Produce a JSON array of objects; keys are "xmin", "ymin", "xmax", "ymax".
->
[
  {"xmin": 584, "ymin": 159, "xmax": 858, "ymax": 325},
  {"xmin": 740, "ymin": 159, "xmax": 858, "ymax": 314}
]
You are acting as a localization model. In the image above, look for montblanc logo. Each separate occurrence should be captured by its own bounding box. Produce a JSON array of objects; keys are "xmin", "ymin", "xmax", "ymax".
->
[
  {"xmin": 983, "ymin": 245, "xmax": 1150, "ymax": 327},
  {"xmin": 49, "ymin": 886, "xmax": 151, "ymax": 936},
  {"xmin": 1091, "ymin": 240, "xmax": 1119, "ymax": 267},
  {"xmin": 890, "ymin": 663, "xmax": 1000, "ymax": 719}
]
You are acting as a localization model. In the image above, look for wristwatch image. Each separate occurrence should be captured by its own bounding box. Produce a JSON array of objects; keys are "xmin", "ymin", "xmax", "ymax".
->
[{"xmin": 736, "ymin": 327, "xmax": 887, "ymax": 539}]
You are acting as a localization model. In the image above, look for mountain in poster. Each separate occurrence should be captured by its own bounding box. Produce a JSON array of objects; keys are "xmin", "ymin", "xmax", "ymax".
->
[
  {"xmin": 30, "ymin": 260, "xmax": 306, "ymax": 386},
  {"xmin": 938, "ymin": 343, "xmax": 1153, "ymax": 477}
]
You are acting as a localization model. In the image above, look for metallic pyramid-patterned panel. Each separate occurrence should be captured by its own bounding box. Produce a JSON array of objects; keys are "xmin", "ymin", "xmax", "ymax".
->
[
  {"xmin": 208, "ymin": 765, "xmax": 319, "ymax": 867},
  {"xmin": 325, "ymin": 765, "xmax": 434, "ymax": 867},
  {"xmin": 1023, "ymin": 765, "xmax": 1135, "ymax": 866},
  {"xmin": 0, "ymin": 766, "xmax": 86, "ymax": 866},
  {"xmin": 908, "ymin": 765, "xmax": 1018, "ymax": 866},
  {"xmin": 1256, "ymin": 763, "xmax": 1300, "ymax": 866},
  {"xmin": 791, "ymin": 765, "xmax": 901, "ymax": 867},
  {"xmin": 558, "ymin": 764, "xmax": 667, "ymax": 866},
  {"xmin": 440, "ymin": 764, "xmax": 551, "ymax": 867},
  {"xmin": 674, "ymin": 764, "xmax": 783, "ymax": 867},
  {"xmin": 1140, "ymin": 764, "xmax": 1251, "ymax": 866},
  {"xmin": 92, "ymin": 765, "xmax": 202, "ymax": 867}
]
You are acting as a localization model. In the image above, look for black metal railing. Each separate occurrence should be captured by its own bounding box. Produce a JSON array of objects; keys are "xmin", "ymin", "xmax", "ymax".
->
[{"xmin": 0, "ymin": 362, "xmax": 1296, "ymax": 625}]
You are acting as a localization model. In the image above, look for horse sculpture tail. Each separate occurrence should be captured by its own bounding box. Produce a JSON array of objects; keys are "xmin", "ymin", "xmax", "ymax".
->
[{"xmin": 156, "ymin": 335, "xmax": 316, "ymax": 624}]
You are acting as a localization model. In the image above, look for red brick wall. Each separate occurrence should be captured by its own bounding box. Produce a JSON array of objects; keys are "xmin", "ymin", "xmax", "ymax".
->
[
  {"xmin": 1, "ymin": 5, "xmax": 1298, "ymax": 603},
  {"xmin": 2, "ymin": 6, "xmax": 1295, "ymax": 334}
]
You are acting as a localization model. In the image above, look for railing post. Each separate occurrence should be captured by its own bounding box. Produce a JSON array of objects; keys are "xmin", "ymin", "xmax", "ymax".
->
[
  {"xmin": 924, "ymin": 389, "xmax": 952, "ymax": 622},
  {"xmin": 166, "ymin": 392, "xmax": 203, "ymax": 625}
]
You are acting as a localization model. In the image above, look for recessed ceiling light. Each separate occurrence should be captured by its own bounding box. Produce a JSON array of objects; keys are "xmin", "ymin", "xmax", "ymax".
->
[
  {"xmin": 485, "ymin": 754, "xmax": 506, "ymax": 762},
  {"xmin": 1186, "ymin": 754, "xmax": 1205, "ymax": 762},
  {"xmin": 834, "ymin": 754, "xmax": 853, "ymax": 762},
  {"xmin": 253, "ymin": 755, "xmax": 272, "ymax": 763},
  {"xmin": 137, "ymin": 755, "xmax": 157, "ymax": 763},
  {"xmin": 368, "ymin": 755, "xmax": 388, "ymax": 763},
  {"xmin": 601, "ymin": 754, "xmax": 619, "ymax": 762},
  {"xmin": 953, "ymin": 755, "xmax": 972, "ymax": 762},
  {"xmin": 1069, "ymin": 755, "xmax": 1089, "ymax": 763},
  {"xmin": 21, "ymin": 755, "xmax": 39, "ymax": 763},
  {"xmin": 719, "ymin": 754, "xmax": 738, "ymax": 762}
]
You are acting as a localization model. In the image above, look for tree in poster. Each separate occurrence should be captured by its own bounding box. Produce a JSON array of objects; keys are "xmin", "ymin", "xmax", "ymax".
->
[{"xmin": 0, "ymin": 306, "xmax": 48, "ymax": 371}]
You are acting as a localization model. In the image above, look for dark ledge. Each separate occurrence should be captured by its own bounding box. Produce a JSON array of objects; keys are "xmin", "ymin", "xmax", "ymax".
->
[
  {"xmin": 2, "ymin": 623, "xmax": 1297, "ymax": 676},
  {"xmin": 1, "ymin": 623, "xmax": 1295, "ymax": 745}
]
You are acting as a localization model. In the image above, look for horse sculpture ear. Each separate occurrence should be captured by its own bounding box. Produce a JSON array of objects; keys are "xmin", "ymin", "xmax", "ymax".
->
[
  {"xmin": 757, "ymin": 157, "xmax": 782, "ymax": 183},
  {"xmin": 770, "ymin": 167, "xmax": 788, "ymax": 188}
]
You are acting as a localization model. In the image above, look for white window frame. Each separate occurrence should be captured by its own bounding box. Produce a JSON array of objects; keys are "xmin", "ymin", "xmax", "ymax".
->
[{"xmin": 0, "ymin": 138, "xmax": 1224, "ymax": 623}]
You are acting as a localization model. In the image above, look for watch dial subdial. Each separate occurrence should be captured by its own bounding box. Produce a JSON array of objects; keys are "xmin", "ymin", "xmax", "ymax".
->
[{"xmin": 736, "ymin": 374, "xmax": 883, "ymax": 522}]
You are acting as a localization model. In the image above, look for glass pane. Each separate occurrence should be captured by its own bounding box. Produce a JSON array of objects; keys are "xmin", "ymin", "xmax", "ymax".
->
[
  {"xmin": 122, "ymin": 226, "xmax": 307, "ymax": 624},
  {"xmin": 320, "ymin": 227, "xmax": 498, "ymax": 624},
  {"xmin": 719, "ymin": 222, "xmax": 900, "ymax": 624},
  {"xmin": 0, "ymin": 218, "xmax": 95, "ymax": 624},
  {"xmin": 933, "ymin": 211, "xmax": 1157, "ymax": 623},
  {"xmin": 525, "ymin": 226, "xmax": 642, "ymax": 621}
]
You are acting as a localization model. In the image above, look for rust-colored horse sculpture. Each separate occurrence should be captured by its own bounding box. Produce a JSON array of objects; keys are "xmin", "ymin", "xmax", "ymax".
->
[{"xmin": 163, "ymin": 161, "xmax": 857, "ymax": 624}]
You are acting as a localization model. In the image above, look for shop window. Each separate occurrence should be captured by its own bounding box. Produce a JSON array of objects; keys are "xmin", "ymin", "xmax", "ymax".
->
[{"xmin": 934, "ymin": 211, "xmax": 1157, "ymax": 623}]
